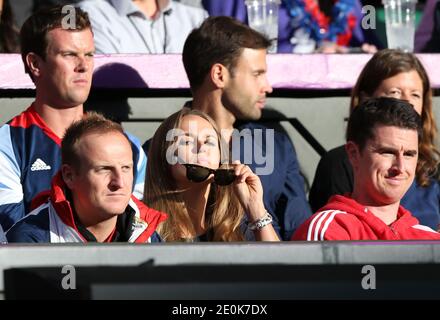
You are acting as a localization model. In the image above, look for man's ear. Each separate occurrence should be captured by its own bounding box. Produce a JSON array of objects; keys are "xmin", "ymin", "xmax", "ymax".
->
[
  {"xmin": 345, "ymin": 141, "xmax": 360, "ymax": 170},
  {"xmin": 61, "ymin": 164, "xmax": 76, "ymax": 189},
  {"xmin": 25, "ymin": 52, "xmax": 42, "ymax": 78},
  {"xmin": 210, "ymin": 63, "xmax": 228, "ymax": 89}
]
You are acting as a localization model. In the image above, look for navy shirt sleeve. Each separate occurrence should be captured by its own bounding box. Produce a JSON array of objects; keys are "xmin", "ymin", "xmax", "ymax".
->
[
  {"xmin": 235, "ymin": 122, "xmax": 312, "ymax": 240},
  {"xmin": 273, "ymin": 130, "xmax": 312, "ymax": 240},
  {"xmin": 309, "ymin": 145, "xmax": 353, "ymax": 213},
  {"xmin": 6, "ymin": 211, "xmax": 50, "ymax": 243}
]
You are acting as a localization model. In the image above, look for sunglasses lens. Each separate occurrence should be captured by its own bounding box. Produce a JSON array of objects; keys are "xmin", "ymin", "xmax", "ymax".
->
[
  {"xmin": 214, "ymin": 169, "xmax": 236, "ymax": 186},
  {"xmin": 185, "ymin": 165, "xmax": 211, "ymax": 183}
]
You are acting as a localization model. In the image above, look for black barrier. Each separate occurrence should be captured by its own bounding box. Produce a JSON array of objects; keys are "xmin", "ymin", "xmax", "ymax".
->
[{"xmin": 4, "ymin": 263, "xmax": 440, "ymax": 300}]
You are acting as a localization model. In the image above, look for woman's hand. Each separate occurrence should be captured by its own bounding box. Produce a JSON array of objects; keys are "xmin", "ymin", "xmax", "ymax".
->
[
  {"xmin": 230, "ymin": 161, "xmax": 280, "ymax": 241},
  {"xmin": 231, "ymin": 161, "xmax": 265, "ymax": 221}
]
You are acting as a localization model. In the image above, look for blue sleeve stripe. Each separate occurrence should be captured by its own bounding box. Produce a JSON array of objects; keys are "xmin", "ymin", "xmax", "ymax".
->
[
  {"xmin": 0, "ymin": 125, "xmax": 24, "ymax": 207},
  {"xmin": 125, "ymin": 131, "xmax": 146, "ymax": 200},
  {"xmin": 0, "ymin": 202, "xmax": 25, "ymax": 231},
  {"xmin": 0, "ymin": 125, "xmax": 21, "ymax": 177}
]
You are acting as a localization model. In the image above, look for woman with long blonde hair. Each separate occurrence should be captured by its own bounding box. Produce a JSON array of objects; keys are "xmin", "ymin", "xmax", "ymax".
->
[{"xmin": 144, "ymin": 108, "xmax": 279, "ymax": 241}]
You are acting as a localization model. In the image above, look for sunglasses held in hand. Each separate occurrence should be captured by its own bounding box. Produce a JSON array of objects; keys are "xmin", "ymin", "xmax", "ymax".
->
[{"xmin": 183, "ymin": 163, "xmax": 236, "ymax": 186}]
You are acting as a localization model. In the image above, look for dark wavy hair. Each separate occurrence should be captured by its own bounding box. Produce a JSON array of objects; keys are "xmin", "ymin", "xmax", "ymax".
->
[
  {"xmin": 347, "ymin": 97, "xmax": 422, "ymax": 151},
  {"xmin": 182, "ymin": 16, "xmax": 271, "ymax": 91}
]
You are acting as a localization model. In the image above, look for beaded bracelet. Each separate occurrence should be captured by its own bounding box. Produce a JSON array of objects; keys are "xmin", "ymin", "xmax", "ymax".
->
[{"xmin": 249, "ymin": 211, "xmax": 273, "ymax": 231}]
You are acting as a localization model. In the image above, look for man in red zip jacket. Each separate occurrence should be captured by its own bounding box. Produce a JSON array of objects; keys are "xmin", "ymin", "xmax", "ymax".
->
[
  {"xmin": 7, "ymin": 113, "xmax": 167, "ymax": 243},
  {"xmin": 293, "ymin": 97, "xmax": 440, "ymax": 241}
]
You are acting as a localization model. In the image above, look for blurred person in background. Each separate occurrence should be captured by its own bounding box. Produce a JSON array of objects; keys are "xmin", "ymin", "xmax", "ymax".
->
[
  {"xmin": 78, "ymin": 0, "xmax": 208, "ymax": 53},
  {"xmin": 202, "ymin": 0, "xmax": 378, "ymax": 53},
  {"xmin": 0, "ymin": 0, "xmax": 20, "ymax": 53},
  {"xmin": 415, "ymin": 0, "xmax": 440, "ymax": 52}
]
